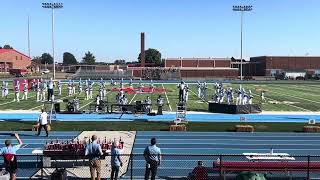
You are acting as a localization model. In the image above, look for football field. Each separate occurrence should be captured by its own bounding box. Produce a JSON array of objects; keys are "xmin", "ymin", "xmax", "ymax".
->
[{"xmin": 0, "ymin": 81, "xmax": 319, "ymax": 112}]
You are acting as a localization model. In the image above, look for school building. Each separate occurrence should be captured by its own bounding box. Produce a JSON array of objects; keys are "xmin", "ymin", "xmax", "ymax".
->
[{"xmin": 0, "ymin": 49, "xmax": 31, "ymax": 72}]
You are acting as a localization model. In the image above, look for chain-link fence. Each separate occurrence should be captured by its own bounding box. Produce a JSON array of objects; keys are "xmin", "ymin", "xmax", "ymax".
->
[{"xmin": 1, "ymin": 154, "xmax": 320, "ymax": 179}]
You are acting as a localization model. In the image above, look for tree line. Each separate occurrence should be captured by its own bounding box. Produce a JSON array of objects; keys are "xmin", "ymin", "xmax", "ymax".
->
[{"xmin": 3, "ymin": 44, "xmax": 163, "ymax": 66}]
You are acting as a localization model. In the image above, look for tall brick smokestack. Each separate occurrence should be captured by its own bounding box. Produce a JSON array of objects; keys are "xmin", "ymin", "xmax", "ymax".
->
[{"xmin": 140, "ymin": 32, "xmax": 145, "ymax": 67}]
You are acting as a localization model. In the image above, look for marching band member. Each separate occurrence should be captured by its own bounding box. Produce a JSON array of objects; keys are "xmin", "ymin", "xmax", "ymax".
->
[
  {"xmin": 68, "ymin": 82, "xmax": 72, "ymax": 97},
  {"xmin": 4, "ymin": 82, "xmax": 8, "ymax": 99},
  {"xmin": 116, "ymin": 93, "xmax": 121, "ymax": 104},
  {"xmin": 95, "ymin": 94, "xmax": 101, "ymax": 112},
  {"xmin": 197, "ymin": 81, "xmax": 201, "ymax": 98},
  {"xmin": 201, "ymin": 82, "xmax": 208, "ymax": 100},
  {"xmin": 248, "ymin": 90, "xmax": 253, "ymax": 104},
  {"xmin": 31, "ymin": 79, "xmax": 36, "ymax": 91},
  {"xmin": 85, "ymin": 84, "xmax": 89, "ymax": 100},
  {"xmin": 47, "ymin": 78, "xmax": 54, "ymax": 101},
  {"xmin": 226, "ymin": 87, "xmax": 233, "ymax": 105},
  {"xmin": 72, "ymin": 80, "xmax": 76, "ymax": 95},
  {"xmin": 110, "ymin": 78, "xmax": 115, "ymax": 86},
  {"xmin": 36, "ymin": 82, "xmax": 41, "ymax": 102},
  {"xmin": 261, "ymin": 90, "xmax": 266, "ymax": 103},
  {"xmin": 144, "ymin": 96, "xmax": 152, "ymax": 114},
  {"xmin": 184, "ymin": 84, "xmax": 189, "ymax": 102},
  {"xmin": 242, "ymin": 88, "xmax": 248, "ymax": 105},
  {"xmin": 1, "ymin": 81, "xmax": 5, "ymax": 98},
  {"xmin": 21, "ymin": 80, "xmax": 28, "ymax": 100},
  {"xmin": 120, "ymin": 78, "xmax": 124, "ymax": 89},
  {"xmin": 13, "ymin": 82, "xmax": 20, "ymax": 102},
  {"xmin": 40, "ymin": 81, "xmax": 46, "ymax": 102},
  {"xmin": 120, "ymin": 95, "xmax": 128, "ymax": 105},
  {"xmin": 236, "ymin": 86, "xmax": 242, "ymax": 105},
  {"xmin": 78, "ymin": 78, "xmax": 83, "ymax": 94},
  {"xmin": 218, "ymin": 88, "xmax": 225, "ymax": 104},
  {"xmin": 99, "ymin": 84, "xmax": 104, "ymax": 99},
  {"xmin": 57, "ymin": 80, "xmax": 62, "ymax": 96},
  {"xmin": 177, "ymin": 81, "xmax": 186, "ymax": 102},
  {"xmin": 89, "ymin": 81, "xmax": 94, "ymax": 99}
]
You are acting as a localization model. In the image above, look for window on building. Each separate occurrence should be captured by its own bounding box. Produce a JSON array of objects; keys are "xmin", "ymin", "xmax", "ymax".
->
[
  {"xmin": 315, "ymin": 69, "xmax": 320, "ymax": 75},
  {"xmin": 20, "ymin": 56, "xmax": 22, "ymax": 60},
  {"xmin": 16, "ymin": 56, "xmax": 18, "ymax": 60}
]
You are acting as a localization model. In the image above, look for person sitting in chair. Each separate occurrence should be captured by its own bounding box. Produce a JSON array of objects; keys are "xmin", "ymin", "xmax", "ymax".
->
[{"xmin": 189, "ymin": 161, "xmax": 208, "ymax": 180}]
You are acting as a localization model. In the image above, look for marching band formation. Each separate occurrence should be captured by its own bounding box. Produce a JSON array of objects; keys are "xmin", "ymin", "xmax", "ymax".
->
[
  {"xmin": 177, "ymin": 81, "xmax": 266, "ymax": 105},
  {"xmin": 1, "ymin": 79, "xmax": 266, "ymax": 108}
]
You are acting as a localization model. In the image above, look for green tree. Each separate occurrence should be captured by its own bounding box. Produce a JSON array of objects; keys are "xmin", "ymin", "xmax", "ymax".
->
[
  {"xmin": 63, "ymin": 52, "xmax": 78, "ymax": 65},
  {"xmin": 41, "ymin": 53, "xmax": 53, "ymax": 64},
  {"xmin": 138, "ymin": 48, "xmax": 162, "ymax": 66},
  {"xmin": 32, "ymin": 56, "xmax": 42, "ymax": 64},
  {"xmin": 114, "ymin": 59, "xmax": 126, "ymax": 65},
  {"xmin": 0, "ymin": 46, "xmax": 2, "ymax": 49},
  {"xmin": 3, "ymin": 45, "xmax": 13, "ymax": 49},
  {"xmin": 82, "ymin": 51, "xmax": 96, "ymax": 64}
]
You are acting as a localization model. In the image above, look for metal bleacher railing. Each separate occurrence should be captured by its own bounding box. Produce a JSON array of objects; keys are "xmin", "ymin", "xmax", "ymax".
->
[
  {"xmin": 71, "ymin": 68, "xmax": 133, "ymax": 80},
  {"xmin": 1, "ymin": 154, "xmax": 320, "ymax": 179}
]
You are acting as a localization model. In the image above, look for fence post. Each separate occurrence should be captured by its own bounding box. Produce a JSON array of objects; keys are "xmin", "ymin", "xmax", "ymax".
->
[
  {"xmin": 307, "ymin": 155, "xmax": 310, "ymax": 180},
  {"xmin": 219, "ymin": 155, "xmax": 223, "ymax": 180},
  {"xmin": 130, "ymin": 153, "xmax": 133, "ymax": 180}
]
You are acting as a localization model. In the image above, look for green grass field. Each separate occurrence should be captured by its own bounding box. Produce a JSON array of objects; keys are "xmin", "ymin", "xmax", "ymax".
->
[{"xmin": 0, "ymin": 82, "xmax": 319, "ymax": 112}]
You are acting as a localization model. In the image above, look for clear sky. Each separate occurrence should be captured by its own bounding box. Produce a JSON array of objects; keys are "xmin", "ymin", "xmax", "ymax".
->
[{"xmin": 1, "ymin": 0, "xmax": 320, "ymax": 62}]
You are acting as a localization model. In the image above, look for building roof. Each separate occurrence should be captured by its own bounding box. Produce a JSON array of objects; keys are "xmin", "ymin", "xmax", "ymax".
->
[
  {"xmin": 166, "ymin": 57, "xmax": 231, "ymax": 61},
  {"xmin": 251, "ymin": 56, "xmax": 320, "ymax": 58},
  {"xmin": 0, "ymin": 49, "xmax": 31, "ymax": 60}
]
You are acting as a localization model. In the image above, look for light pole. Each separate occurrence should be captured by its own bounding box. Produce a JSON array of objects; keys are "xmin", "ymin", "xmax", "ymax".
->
[
  {"xmin": 42, "ymin": 2, "xmax": 63, "ymax": 80},
  {"xmin": 233, "ymin": 5, "xmax": 252, "ymax": 81}
]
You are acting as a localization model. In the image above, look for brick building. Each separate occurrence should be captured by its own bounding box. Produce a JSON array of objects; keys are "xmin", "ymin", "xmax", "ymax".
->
[
  {"xmin": 0, "ymin": 49, "xmax": 31, "ymax": 72},
  {"xmin": 165, "ymin": 58, "xmax": 239, "ymax": 79},
  {"xmin": 244, "ymin": 56, "xmax": 320, "ymax": 76}
]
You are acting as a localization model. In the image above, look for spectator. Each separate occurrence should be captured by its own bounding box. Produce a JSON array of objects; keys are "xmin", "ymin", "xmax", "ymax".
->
[
  {"xmin": 85, "ymin": 135, "xmax": 104, "ymax": 180},
  {"xmin": 190, "ymin": 161, "xmax": 208, "ymax": 180},
  {"xmin": 0, "ymin": 133, "xmax": 23, "ymax": 180},
  {"xmin": 144, "ymin": 137, "xmax": 161, "ymax": 180},
  {"xmin": 37, "ymin": 109, "xmax": 49, "ymax": 137},
  {"xmin": 110, "ymin": 141, "xmax": 123, "ymax": 180}
]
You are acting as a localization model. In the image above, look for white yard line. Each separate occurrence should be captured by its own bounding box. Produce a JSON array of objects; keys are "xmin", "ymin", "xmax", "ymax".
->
[
  {"xmin": 29, "ymin": 94, "xmax": 70, "ymax": 110},
  {"xmin": 188, "ymin": 88, "xmax": 209, "ymax": 104},
  {"xmin": 162, "ymin": 84, "xmax": 172, "ymax": 111},
  {"xmin": 79, "ymin": 101, "xmax": 93, "ymax": 110},
  {"xmin": 129, "ymin": 93, "xmax": 137, "ymax": 104},
  {"xmin": 80, "ymin": 91, "xmax": 111, "ymax": 110},
  {"xmin": 271, "ymin": 85, "xmax": 320, "ymax": 97},
  {"xmin": 254, "ymin": 92, "xmax": 311, "ymax": 112},
  {"xmin": 269, "ymin": 87, "xmax": 320, "ymax": 104},
  {"xmin": 0, "ymin": 94, "xmax": 36, "ymax": 106}
]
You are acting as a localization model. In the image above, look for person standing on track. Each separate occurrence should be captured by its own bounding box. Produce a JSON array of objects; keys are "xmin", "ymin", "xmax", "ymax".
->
[
  {"xmin": 110, "ymin": 141, "xmax": 123, "ymax": 180},
  {"xmin": 0, "ymin": 133, "xmax": 23, "ymax": 180},
  {"xmin": 85, "ymin": 135, "xmax": 104, "ymax": 180},
  {"xmin": 37, "ymin": 109, "xmax": 49, "ymax": 137},
  {"xmin": 144, "ymin": 137, "xmax": 161, "ymax": 180}
]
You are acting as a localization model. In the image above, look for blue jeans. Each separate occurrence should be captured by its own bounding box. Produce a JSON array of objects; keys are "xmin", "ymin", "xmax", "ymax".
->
[
  {"xmin": 111, "ymin": 165, "xmax": 120, "ymax": 180},
  {"xmin": 144, "ymin": 161, "xmax": 158, "ymax": 180}
]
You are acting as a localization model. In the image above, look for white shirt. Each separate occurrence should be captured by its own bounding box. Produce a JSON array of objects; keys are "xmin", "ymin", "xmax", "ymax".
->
[
  {"xmin": 39, "ymin": 112, "xmax": 48, "ymax": 125},
  {"xmin": 48, "ymin": 81, "xmax": 54, "ymax": 89}
]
